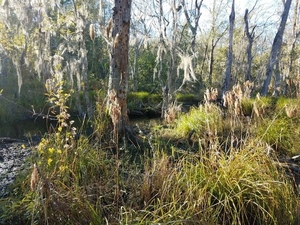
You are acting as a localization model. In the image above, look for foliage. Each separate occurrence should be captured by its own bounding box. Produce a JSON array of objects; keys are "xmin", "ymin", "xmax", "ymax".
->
[
  {"xmin": 174, "ymin": 104, "xmax": 223, "ymax": 140},
  {"xmin": 128, "ymin": 91, "xmax": 149, "ymax": 102},
  {"xmin": 129, "ymin": 47, "xmax": 160, "ymax": 93},
  {"xmin": 252, "ymin": 97, "xmax": 300, "ymax": 155},
  {"xmin": 241, "ymin": 98, "xmax": 254, "ymax": 116},
  {"xmin": 275, "ymin": 97, "xmax": 299, "ymax": 118},
  {"xmin": 91, "ymin": 90, "xmax": 112, "ymax": 142},
  {"xmin": 1, "ymin": 1, "xmax": 300, "ymax": 222},
  {"xmin": 0, "ymin": 77, "xmax": 114, "ymax": 224}
]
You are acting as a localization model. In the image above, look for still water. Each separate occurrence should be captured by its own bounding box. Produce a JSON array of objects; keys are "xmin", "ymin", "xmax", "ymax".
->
[
  {"xmin": 0, "ymin": 117, "xmax": 160, "ymax": 139},
  {"xmin": 0, "ymin": 119, "xmax": 49, "ymax": 138}
]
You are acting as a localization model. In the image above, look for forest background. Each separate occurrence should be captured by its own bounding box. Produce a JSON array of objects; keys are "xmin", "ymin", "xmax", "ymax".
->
[
  {"xmin": 1, "ymin": 1, "xmax": 300, "ymax": 224},
  {"xmin": 0, "ymin": 0, "xmax": 298, "ymax": 123}
]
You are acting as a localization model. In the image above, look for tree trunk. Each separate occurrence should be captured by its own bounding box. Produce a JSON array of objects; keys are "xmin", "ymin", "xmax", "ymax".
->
[
  {"xmin": 261, "ymin": 0, "xmax": 292, "ymax": 96},
  {"xmin": 208, "ymin": 40, "xmax": 215, "ymax": 86},
  {"xmin": 167, "ymin": 1, "xmax": 178, "ymax": 95},
  {"xmin": 181, "ymin": 0, "xmax": 203, "ymax": 52},
  {"xmin": 244, "ymin": 9, "xmax": 255, "ymax": 82},
  {"xmin": 273, "ymin": 60, "xmax": 281, "ymax": 97},
  {"xmin": 222, "ymin": 0, "xmax": 235, "ymax": 93},
  {"xmin": 286, "ymin": 0, "xmax": 299, "ymax": 96},
  {"xmin": 107, "ymin": 0, "xmax": 132, "ymax": 138}
]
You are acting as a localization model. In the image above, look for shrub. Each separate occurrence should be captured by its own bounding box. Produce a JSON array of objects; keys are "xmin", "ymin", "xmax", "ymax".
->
[
  {"xmin": 128, "ymin": 91, "xmax": 149, "ymax": 101},
  {"xmin": 0, "ymin": 78, "xmax": 114, "ymax": 224},
  {"xmin": 148, "ymin": 93, "xmax": 162, "ymax": 103},
  {"xmin": 127, "ymin": 92, "xmax": 161, "ymax": 110}
]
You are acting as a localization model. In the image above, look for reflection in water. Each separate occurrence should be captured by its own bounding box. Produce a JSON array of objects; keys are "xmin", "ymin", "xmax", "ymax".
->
[
  {"xmin": 0, "ymin": 117, "xmax": 161, "ymax": 139},
  {"xmin": 0, "ymin": 120, "xmax": 50, "ymax": 138}
]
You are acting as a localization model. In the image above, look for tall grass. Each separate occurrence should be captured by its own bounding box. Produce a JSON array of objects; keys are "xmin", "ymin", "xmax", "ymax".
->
[
  {"xmin": 1, "ymin": 82, "xmax": 299, "ymax": 225},
  {"xmin": 174, "ymin": 104, "xmax": 223, "ymax": 140},
  {"xmin": 123, "ymin": 144, "xmax": 296, "ymax": 225}
]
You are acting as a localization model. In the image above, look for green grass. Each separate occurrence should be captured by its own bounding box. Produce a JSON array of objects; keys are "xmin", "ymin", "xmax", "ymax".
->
[
  {"xmin": 127, "ymin": 92, "xmax": 162, "ymax": 110},
  {"xmin": 175, "ymin": 93, "xmax": 200, "ymax": 102},
  {"xmin": 174, "ymin": 104, "xmax": 223, "ymax": 140},
  {"xmin": 256, "ymin": 116, "xmax": 300, "ymax": 155},
  {"xmin": 123, "ymin": 146, "xmax": 296, "ymax": 224}
]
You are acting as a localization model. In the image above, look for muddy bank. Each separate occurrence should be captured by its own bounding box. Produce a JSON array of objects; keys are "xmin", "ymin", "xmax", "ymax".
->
[{"xmin": 0, "ymin": 138, "xmax": 32, "ymax": 197}]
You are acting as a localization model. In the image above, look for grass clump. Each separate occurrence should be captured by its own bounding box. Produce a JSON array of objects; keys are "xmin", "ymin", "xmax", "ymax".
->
[
  {"xmin": 275, "ymin": 97, "xmax": 299, "ymax": 118},
  {"xmin": 128, "ymin": 91, "xmax": 150, "ymax": 101},
  {"xmin": 148, "ymin": 93, "xmax": 161, "ymax": 102},
  {"xmin": 208, "ymin": 146, "xmax": 296, "ymax": 225},
  {"xmin": 175, "ymin": 93, "xmax": 200, "ymax": 102},
  {"xmin": 174, "ymin": 104, "xmax": 223, "ymax": 140},
  {"xmin": 241, "ymin": 98, "xmax": 254, "ymax": 117},
  {"xmin": 256, "ymin": 116, "xmax": 300, "ymax": 156},
  {"xmin": 129, "ymin": 145, "xmax": 296, "ymax": 224},
  {"xmin": 127, "ymin": 92, "xmax": 162, "ymax": 111}
]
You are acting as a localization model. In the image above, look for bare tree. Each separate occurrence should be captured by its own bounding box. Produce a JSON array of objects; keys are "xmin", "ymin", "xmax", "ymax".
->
[
  {"xmin": 201, "ymin": 0, "xmax": 228, "ymax": 86},
  {"xmin": 107, "ymin": 0, "xmax": 132, "ymax": 137},
  {"xmin": 181, "ymin": 0, "xmax": 203, "ymax": 52},
  {"xmin": 222, "ymin": 0, "xmax": 235, "ymax": 93},
  {"xmin": 261, "ymin": 0, "xmax": 292, "ymax": 96},
  {"xmin": 244, "ymin": 7, "xmax": 256, "ymax": 82}
]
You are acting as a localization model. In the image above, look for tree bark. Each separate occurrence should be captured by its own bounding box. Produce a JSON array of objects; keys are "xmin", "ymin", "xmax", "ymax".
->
[
  {"xmin": 244, "ymin": 9, "xmax": 255, "ymax": 82},
  {"xmin": 273, "ymin": 60, "xmax": 281, "ymax": 97},
  {"xmin": 222, "ymin": 0, "xmax": 235, "ymax": 93},
  {"xmin": 209, "ymin": 40, "xmax": 216, "ymax": 86},
  {"xmin": 286, "ymin": 0, "xmax": 299, "ymax": 96},
  {"xmin": 261, "ymin": 0, "xmax": 292, "ymax": 96},
  {"xmin": 107, "ymin": 0, "xmax": 132, "ymax": 137}
]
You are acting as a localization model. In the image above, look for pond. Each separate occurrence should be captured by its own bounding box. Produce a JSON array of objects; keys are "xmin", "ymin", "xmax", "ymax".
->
[
  {"xmin": 0, "ymin": 119, "xmax": 49, "ymax": 138},
  {"xmin": 0, "ymin": 117, "xmax": 161, "ymax": 139}
]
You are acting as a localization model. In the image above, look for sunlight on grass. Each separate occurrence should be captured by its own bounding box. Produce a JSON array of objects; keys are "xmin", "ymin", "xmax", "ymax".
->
[
  {"xmin": 127, "ymin": 146, "xmax": 296, "ymax": 225},
  {"xmin": 174, "ymin": 104, "xmax": 223, "ymax": 140}
]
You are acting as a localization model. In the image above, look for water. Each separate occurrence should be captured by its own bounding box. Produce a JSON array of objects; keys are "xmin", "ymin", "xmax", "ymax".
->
[
  {"xmin": 0, "ymin": 119, "xmax": 50, "ymax": 138},
  {"xmin": 0, "ymin": 117, "xmax": 160, "ymax": 139}
]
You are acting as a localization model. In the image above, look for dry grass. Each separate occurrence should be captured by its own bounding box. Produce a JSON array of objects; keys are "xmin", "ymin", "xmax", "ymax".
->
[{"xmin": 164, "ymin": 101, "xmax": 182, "ymax": 123}]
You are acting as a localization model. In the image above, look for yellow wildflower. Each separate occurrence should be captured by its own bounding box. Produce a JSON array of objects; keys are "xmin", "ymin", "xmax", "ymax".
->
[
  {"xmin": 48, "ymin": 147, "xmax": 55, "ymax": 154},
  {"xmin": 21, "ymin": 144, "xmax": 26, "ymax": 149},
  {"xmin": 59, "ymin": 165, "xmax": 68, "ymax": 171},
  {"xmin": 47, "ymin": 158, "xmax": 53, "ymax": 166},
  {"xmin": 57, "ymin": 149, "xmax": 62, "ymax": 154}
]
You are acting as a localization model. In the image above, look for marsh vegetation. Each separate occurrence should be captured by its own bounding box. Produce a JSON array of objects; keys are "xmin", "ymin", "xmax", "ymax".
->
[
  {"xmin": 1, "ymin": 0, "xmax": 300, "ymax": 224},
  {"xmin": 1, "ymin": 82, "xmax": 300, "ymax": 225}
]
